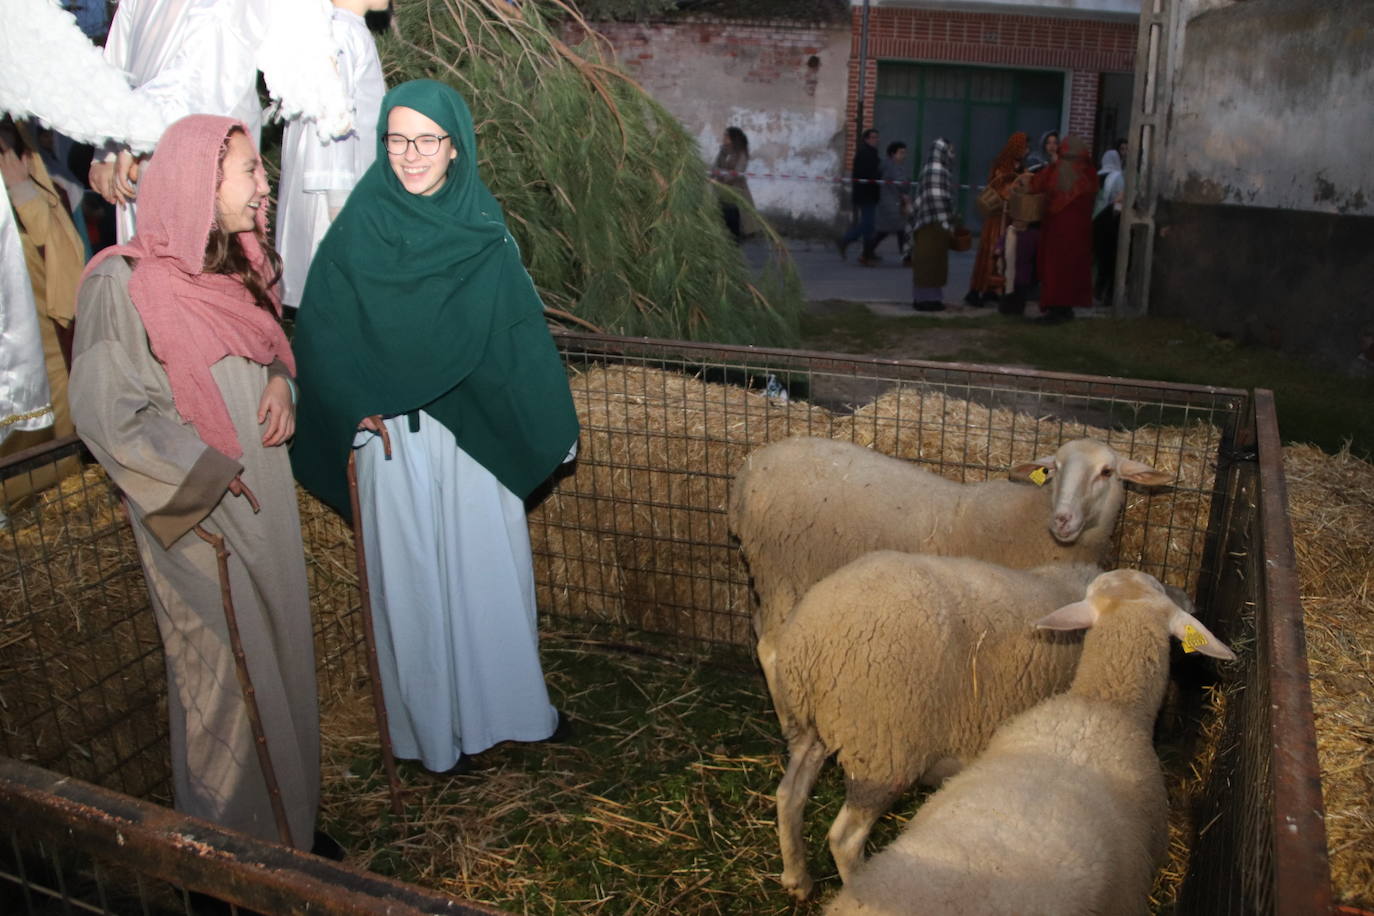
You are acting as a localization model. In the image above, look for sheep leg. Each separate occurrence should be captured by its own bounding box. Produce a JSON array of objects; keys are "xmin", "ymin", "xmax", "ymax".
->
[
  {"xmin": 828, "ymin": 782, "xmax": 904, "ymax": 886},
  {"xmin": 776, "ymin": 729, "xmax": 827, "ymax": 901}
]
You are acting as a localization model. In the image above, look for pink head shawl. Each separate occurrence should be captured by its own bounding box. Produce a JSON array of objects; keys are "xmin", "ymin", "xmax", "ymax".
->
[{"xmin": 82, "ymin": 114, "xmax": 294, "ymax": 460}]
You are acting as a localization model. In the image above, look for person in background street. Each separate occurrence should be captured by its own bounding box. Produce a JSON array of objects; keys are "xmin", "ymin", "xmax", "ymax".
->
[
  {"xmin": 964, "ymin": 131, "xmax": 1028, "ymax": 308},
  {"xmin": 864, "ymin": 141, "xmax": 910, "ymax": 263},
  {"xmin": 909, "ymin": 137, "xmax": 956, "ymax": 312},
  {"xmin": 713, "ymin": 126, "xmax": 754, "ymax": 243},
  {"xmin": 838, "ymin": 128, "xmax": 881, "ymax": 265},
  {"xmin": 1093, "ymin": 139, "xmax": 1127, "ymax": 307},
  {"xmin": 1027, "ymin": 133, "xmax": 1098, "ymax": 323},
  {"xmin": 276, "ymin": 0, "xmax": 389, "ymax": 314},
  {"xmin": 69, "ymin": 115, "xmax": 329, "ymax": 856},
  {"xmin": 1026, "ymin": 129, "xmax": 1059, "ymax": 172}
]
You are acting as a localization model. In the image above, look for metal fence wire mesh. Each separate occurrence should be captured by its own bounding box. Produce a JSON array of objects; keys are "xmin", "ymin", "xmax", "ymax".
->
[
  {"xmin": 532, "ymin": 333, "xmax": 1247, "ymax": 647},
  {"xmin": 0, "ymin": 334, "xmax": 1330, "ymax": 913}
]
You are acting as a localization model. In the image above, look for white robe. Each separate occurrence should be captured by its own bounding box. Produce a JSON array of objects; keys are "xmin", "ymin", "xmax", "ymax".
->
[
  {"xmin": 0, "ymin": 179, "xmax": 53, "ymax": 447},
  {"xmin": 102, "ymin": 0, "xmax": 352, "ymax": 241},
  {"xmin": 276, "ymin": 8, "xmax": 384, "ymax": 308},
  {"xmin": 355, "ymin": 412, "xmax": 558, "ymax": 771}
]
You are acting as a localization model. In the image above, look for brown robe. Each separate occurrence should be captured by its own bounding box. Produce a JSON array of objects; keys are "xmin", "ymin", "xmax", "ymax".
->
[
  {"xmin": 0, "ymin": 161, "xmax": 84, "ymax": 499},
  {"xmin": 68, "ymin": 257, "xmax": 318, "ymax": 848}
]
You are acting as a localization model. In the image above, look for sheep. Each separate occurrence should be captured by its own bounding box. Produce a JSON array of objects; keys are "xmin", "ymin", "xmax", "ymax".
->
[
  {"xmin": 823, "ymin": 568, "xmax": 1234, "ymax": 916},
  {"xmin": 759, "ymin": 553, "xmax": 1103, "ymax": 900},
  {"xmin": 727, "ymin": 436, "xmax": 1172, "ymax": 639}
]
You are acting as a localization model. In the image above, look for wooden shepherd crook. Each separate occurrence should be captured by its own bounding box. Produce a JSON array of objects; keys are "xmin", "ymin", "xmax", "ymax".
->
[
  {"xmin": 191, "ymin": 479, "xmax": 294, "ymax": 847},
  {"xmin": 348, "ymin": 420, "xmax": 404, "ymax": 816}
]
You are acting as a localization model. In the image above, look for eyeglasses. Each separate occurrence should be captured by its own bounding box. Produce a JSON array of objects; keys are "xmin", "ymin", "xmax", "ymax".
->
[{"xmin": 384, "ymin": 133, "xmax": 450, "ymax": 156}]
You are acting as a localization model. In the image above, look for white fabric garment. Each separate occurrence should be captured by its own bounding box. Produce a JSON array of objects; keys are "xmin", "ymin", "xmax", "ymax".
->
[
  {"xmin": 103, "ymin": 0, "xmax": 352, "ymax": 241},
  {"xmin": 1094, "ymin": 150, "xmax": 1125, "ymax": 219},
  {"xmin": 276, "ymin": 9, "xmax": 384, "ymax": 307},
  {"xmin": 0, "ymin": 181, "xmax": 54, "ymax": 444},
  {"xmin": 1, "ymin": 0, "xmax": 165, "ymax": 153},
  {"xmin": 355, "ymin": 412, "xmax": 558, "ymax": 771}
]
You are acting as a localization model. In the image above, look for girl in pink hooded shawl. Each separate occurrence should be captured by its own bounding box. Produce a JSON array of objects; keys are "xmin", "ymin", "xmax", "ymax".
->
[{"xmin": 69, "ymin": 114, "xmax": 325, "ymax": 852}]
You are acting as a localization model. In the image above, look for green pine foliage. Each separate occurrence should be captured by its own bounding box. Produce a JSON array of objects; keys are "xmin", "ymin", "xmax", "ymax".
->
[{"xmin": 377, "ymin": 0, "xmax": 802, "ymax": 346}]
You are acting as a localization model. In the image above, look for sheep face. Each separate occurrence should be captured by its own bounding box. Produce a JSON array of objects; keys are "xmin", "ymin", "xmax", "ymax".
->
[{"xmin": 1013, "ymin": 440, "xmax": 1173, "ymax": 544}]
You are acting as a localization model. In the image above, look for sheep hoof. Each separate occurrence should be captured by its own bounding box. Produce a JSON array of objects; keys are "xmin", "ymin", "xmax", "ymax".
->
[{"xmin": 782, "ymin": 873, "xmax": 815, "ymax": 901}]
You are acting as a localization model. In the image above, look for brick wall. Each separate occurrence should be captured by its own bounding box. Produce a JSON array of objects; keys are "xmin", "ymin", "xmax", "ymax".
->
[
  {"xmin": 845, "ymin": 7, "xmax": 1136, "ymax": 159},
  {"xmin": 1067, "ymin": 68, "xmax": 1100, "ymax": 145}
]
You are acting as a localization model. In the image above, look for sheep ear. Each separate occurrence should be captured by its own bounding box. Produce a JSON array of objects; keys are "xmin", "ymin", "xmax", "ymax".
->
[
  {"xmin": 1169, "ymin": 609, "xmax": 1236, "ymax": 661},
  {"xmin": 1035, "ymin": 600, "xmax": 1097, "ymax": 631},
  {"xmin": 1117, "ymin": 458, "xmax": 1173, "ymax": 487},
  {"xmin": 1010, "ymin": 455, "xmax": 1056, "ymax": 483}
]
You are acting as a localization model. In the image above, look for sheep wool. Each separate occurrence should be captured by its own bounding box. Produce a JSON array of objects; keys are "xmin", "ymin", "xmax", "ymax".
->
[
  {"xmin": 728, "ymin": 437, "xmax": 1171, "ymax": 639},
  {"xmin": 761, "ymin": 553, "xmax": 1102, "ymax": 900},
  {"xmin": 823, "ymin": 569, "xmax": 1235, "ymax": 916}
]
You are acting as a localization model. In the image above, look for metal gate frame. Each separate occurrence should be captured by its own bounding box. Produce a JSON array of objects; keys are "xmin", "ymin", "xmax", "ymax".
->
[{"xmin": 0, "ymin": 337, "xmax": 1333, "ymax": 914}]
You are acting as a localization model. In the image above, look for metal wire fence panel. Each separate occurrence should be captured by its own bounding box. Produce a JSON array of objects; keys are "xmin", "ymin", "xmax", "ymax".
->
[
  {"xmin": 0, "ymin": 439, "xmax": 372, "ymax": 806},
  {"xmin": 533, "ymin": 333, "xmax": 1248, "ymax": 648},
  {"xmin": 0, "ymin": 337, "xmax": 1331, "ymax": 914},
  {"xmin": 0, "ymin": 437, "xmax": 169, "ymax": 803},
  {"xmin": 1175, "ymin": 395, "xmax": 1332, "ymax": 915}
]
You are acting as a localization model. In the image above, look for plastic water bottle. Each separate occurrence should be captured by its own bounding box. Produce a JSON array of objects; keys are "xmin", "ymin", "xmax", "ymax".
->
[{"xmin": 764, "ymin": 373, "xmax": 789, "ymax": 404}]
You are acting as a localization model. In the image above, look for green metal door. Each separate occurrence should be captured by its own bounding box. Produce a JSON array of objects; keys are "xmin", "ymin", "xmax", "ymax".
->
[{"xmin": 875, "ymin": 63, "xmax": 1064, "ymax": 229}]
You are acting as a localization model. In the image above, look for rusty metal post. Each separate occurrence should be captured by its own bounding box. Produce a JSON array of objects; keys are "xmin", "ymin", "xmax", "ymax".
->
[
  {"xmin": 346, "ymin": 450, "xmax": 404, "ymax": 817},
  {"xmin": 191, "ymin": 524, "xmax": 294, "ymax": 848}
]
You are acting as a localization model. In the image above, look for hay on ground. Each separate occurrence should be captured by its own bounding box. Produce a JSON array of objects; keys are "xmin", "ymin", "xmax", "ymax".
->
[{"xmin": 1284, "ymin": 444, "xmax": 1374, "ymax": 906}]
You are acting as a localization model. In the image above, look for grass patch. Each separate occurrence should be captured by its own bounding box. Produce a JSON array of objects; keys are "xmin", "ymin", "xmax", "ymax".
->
[{"xmin": 801, "ymin": 305, "xmax": 1374, "ymax": 457}]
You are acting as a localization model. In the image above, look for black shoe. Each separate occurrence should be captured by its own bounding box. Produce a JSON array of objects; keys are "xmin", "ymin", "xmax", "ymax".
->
[
  {"xmin": 836, "ymin": 238, "xmax": 849, "ymax": 260},
  {"xmin": 998, "ymin": 292, "xmax": 1026, "ymax": 316},
  {"xmin": 310, "ymin": 830, "xmax": 345, "ymax": 861},
  {"xmin": 963, "ymin": 290, "xmax": 982, "ymax": 307},
  {"xmin": 541, "ymin": 710, "xmax": 574, "ymax": 744},
  {"xmin": 424, "ymin": 753, "xmax": 475, "ymax": 777},
  {"xmin": 913, "ymin": 300, "xmax": 946, "ymax": 312}
]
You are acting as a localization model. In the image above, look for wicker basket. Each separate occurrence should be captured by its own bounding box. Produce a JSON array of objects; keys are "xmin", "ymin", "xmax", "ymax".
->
[
  {"xmin": 948, "ymin": 227, "xmax": 973, "ymax": 252},
  {"xmin": 1008, "ymin": 190, "xmax": 1046, "ymax": 223}
]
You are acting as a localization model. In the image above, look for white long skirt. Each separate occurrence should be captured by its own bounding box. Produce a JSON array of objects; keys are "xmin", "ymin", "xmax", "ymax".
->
[{"xmin": 355, "ymin": 411, "xmax": 557, "ymax": 770}]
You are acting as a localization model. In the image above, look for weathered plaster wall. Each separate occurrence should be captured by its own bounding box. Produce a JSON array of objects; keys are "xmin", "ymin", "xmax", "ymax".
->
[
  {"xmin": 1165, "ymin": 0, "xmax": 1373, "ymax": 215},
  {"xmin": 578, "ymin": 19, "xmax": 852, "ymax": 235},
  {"xmin": 1148, "ymin": 0, "xmax": 1374, "ymax": 374},
  {"xmin": 1152, "ymin": 201, "xmax": 1374, "ymax": 373}
]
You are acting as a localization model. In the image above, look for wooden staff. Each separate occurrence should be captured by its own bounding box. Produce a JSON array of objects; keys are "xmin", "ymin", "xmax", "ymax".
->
[
  {"xmin": 348, "ymin": 421, "xmax": 404, "ymax": 816},
  {"xmin": 192, "ymin": 506, "xmax": 294, "ymax": 848}
]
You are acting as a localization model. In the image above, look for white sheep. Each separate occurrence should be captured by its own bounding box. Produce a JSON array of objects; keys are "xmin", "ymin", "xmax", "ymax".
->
[
  {"xmin": 759, "ymin": 553, "xmax": 1103, "ymax": 900},
  {"xmin": 728, "ymin": 436, "xmax": 1172, "ymax": 638},
  {"xmin": 823, "ymin": 568, "xmax": 1234, "ymax": 916}
]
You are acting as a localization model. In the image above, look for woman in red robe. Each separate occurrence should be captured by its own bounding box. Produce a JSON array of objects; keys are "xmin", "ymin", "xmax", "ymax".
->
[{"xmin": 1028, "ymin": 134, "xmax": 1098, "ymax": 323}]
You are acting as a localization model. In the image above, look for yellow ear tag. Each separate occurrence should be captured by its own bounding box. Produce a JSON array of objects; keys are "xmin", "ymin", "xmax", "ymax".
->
[
  {"xmin": 1181, "ymin": 624, "xmax": 1207, "ymax": 654},
  {"xmin": 1029, "ymin": 467, "xmax": 1049, "ymax": 487}
]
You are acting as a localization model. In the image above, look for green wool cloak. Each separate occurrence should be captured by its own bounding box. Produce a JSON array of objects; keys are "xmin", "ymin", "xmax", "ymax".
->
[{"xmin": 290, "ymin": 79, "xmax": 579, "ymax": 518}]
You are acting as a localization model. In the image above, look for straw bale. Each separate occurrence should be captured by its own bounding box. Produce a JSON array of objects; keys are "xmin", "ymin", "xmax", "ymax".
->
[
  {"xmin": 1284, "ymin": 444, "xmax": 1374, "ymax": 905},
  {"xmin": 530, "ymin": 364, "xmax": 850, "ymax": 645}
]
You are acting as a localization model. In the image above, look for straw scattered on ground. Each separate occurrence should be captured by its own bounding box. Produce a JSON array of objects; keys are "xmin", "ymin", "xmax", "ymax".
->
[{"xmin": 1284, "ymin": 443, "xmax": 1374, "ymax": 906}]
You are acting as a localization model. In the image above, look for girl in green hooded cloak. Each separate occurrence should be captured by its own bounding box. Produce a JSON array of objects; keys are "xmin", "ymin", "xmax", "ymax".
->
[{"xmin": 291, "ymin": 80, "xmax": 579, "ymax": 773}]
